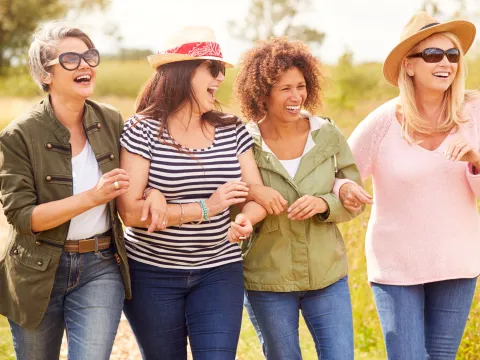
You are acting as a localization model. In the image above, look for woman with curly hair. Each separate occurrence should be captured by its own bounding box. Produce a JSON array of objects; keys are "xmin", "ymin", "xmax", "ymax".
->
[{"xmin": 234, "ymin": 38, "xmax": 365, "ymax": 360}]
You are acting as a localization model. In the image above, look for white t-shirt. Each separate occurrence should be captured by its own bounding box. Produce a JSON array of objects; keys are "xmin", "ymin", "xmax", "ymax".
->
[
  {"xmin": 260, "ymin": 123, "xmax": 316, "ymax": 179},
  {"xmin": 66, "ymin": 141, "xmax": 110, "ymax": 240},
  {"xmin": 278, "ymin": 157, "xmax": 303, "ymax": 179}
]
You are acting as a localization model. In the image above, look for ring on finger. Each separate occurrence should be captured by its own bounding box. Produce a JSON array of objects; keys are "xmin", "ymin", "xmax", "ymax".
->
[{"xmin": 113, "ymin": 181, "xmax": 120, "ymax": 190}]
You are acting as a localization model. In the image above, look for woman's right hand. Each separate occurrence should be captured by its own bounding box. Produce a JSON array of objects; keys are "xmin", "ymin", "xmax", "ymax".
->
[
  {"xmin": 141, "ymin": 189, "xmax": 168, "ymax": 233},
  {"xmin": 90, "ymin": 168, "xmax": 130, "ymax": 206},
  {"xmin": 249, "ymin": 184, "xmax": 288, "ymax": 215},
  {"xmin": 338, "ymin": 182, "xmax": 373, "ymax": 213},
  {"xmin": 205, "ymin": 180, "xmax": 249, "ymax": 217}
]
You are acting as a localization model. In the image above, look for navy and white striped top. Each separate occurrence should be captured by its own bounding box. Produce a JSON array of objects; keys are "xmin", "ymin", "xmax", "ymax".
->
[{"xmin": 120, "ymin": 116, "xmax": 254, "ymax": 269}]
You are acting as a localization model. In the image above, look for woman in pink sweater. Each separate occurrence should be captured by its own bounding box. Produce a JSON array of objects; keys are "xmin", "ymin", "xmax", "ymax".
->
[{"xmin": 337, "ymin": 11, "xmax": 480, "ymax": 360}]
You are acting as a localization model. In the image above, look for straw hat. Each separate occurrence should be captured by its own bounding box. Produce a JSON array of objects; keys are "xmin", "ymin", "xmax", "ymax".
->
[
  {"xmin": 383, "ymin": 11, "xmax": 476, "ymax": 86},
  {"xmin": 147, "ymin": 26, "xmax": 233, "ymax": 69}
]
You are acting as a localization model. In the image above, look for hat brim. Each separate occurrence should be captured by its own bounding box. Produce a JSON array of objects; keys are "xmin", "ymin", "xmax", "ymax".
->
[
  {"xmin": 147, "ymin": 53, "xmax": 234, "ymax": 69},
  {"xmin": 383, "ymin": 20, "xmax": 476, "ymax": 87}
]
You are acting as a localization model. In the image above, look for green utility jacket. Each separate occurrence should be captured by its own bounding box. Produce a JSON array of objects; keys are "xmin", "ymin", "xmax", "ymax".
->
[
  {"xmin": 242, "ymin": 113, "xmax": 362, "ymax": 292},
  {"xmin": 0, "ymin": 96, "xmax": 131, "ymax": 329}
]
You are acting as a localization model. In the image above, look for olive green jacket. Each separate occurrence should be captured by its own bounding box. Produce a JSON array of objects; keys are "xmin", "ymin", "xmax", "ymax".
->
[
  {"xmin": 242, "ymin": 113, "xmax": 362, "ymax": 292},
  {"xmin": 0, "ymin": 96, "xmax": 131, "ymax": 329}
]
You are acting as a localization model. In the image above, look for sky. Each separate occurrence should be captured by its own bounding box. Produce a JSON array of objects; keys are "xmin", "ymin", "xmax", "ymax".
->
[{"xmin": 74, "ymin": 0, "xmax": 480, "ymax": 65}]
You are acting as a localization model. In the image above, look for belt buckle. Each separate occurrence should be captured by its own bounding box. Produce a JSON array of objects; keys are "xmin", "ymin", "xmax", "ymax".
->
[{"xmin": 78, "ymin": 239, "xmax": 94, "ymax": 253}]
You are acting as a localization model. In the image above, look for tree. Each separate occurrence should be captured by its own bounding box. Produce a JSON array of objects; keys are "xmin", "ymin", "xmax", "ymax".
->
[
  {"xmin": 421, "ymin": 0, "xmax": 479, "ymax": 19},
  {"xmin": 0, "ymin": 0, "xmax": 110, "ymax": 72},
  {"xmin": 228, "ymin": 0, "xmax": 325, "ymax": 54}
]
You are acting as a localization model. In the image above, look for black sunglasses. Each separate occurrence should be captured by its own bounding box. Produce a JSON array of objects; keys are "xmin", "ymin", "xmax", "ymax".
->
[
  {"xmin": 208, "ymin": 60, "xmax": 226, "ymax": 78},
  {"xmin": 407, "ymin": 47, "xmax": 460, "ymax": 64},
  {"xmin": 47, "ymin": 49, "xmax": 101, "ymax": 71}
]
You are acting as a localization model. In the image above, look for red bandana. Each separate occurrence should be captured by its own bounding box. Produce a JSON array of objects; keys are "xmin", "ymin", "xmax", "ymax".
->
[{"xmin": 159, "ymin": 42, "xmax": 223, "ymax": 58}]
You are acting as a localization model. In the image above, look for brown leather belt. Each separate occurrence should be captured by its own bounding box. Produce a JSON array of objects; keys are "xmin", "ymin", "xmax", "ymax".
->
[{"xmin": 64, "ymin": 235, "xmax": 112, "ymax": 254}]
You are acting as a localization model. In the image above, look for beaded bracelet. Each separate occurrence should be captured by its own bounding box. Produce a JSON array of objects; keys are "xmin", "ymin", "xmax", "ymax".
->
[{"xmin": 199, "ymin": 199, "xmax": 209, "ymax": 222}]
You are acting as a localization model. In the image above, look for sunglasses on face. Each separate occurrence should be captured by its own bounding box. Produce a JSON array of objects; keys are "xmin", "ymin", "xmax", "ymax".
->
[
  {"xmin": 47, "ymin": 49, "xmax": 100, "ymax": 71},
  {"xmin": 407, "ymin": 47, "xmax": 460, "ymax": 64},
  {"xmin": 207, "ymin": 60, "xmax": 226, "ymax": 78}
]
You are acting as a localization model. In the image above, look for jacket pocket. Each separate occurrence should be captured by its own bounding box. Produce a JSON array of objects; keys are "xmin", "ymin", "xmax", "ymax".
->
[
  {"xmin": 243, "ymin": 217, "xmax": 279, "ymax": 259},
  {"xmin": 260, "ymin": 217, "xmax": 279, "ymax": 234},
  {"xmin": 9, "ymin": 242, "xmax": 51, "ymax": 272}
]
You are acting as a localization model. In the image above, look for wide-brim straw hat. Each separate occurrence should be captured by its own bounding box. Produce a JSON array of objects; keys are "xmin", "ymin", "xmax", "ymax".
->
[
  {"xmin": 383, "ymin": 11, "xmax": 476, "ymax": 87},
  {"xmin": 147, "ymin": 26, "xmax": 234, "ymax": 69}
]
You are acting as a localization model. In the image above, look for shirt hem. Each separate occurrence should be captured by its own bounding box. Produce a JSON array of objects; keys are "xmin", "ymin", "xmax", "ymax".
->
[
  {"xmin": 368, "ymin": 271, "xmax": 480, "ymax": 286},
  {"xmin": 127, "ymin": 253, "xmax": 243, "ymax": 270}
]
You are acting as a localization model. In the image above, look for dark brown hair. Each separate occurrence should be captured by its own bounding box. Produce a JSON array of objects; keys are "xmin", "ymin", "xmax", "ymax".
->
[
  {"xmin": 135, "ymin": 60, "xmax": 237, "ymax": 144},
  {"xmin": 234, "ymin": 37, "xmax": 323, "ymax": 121}
]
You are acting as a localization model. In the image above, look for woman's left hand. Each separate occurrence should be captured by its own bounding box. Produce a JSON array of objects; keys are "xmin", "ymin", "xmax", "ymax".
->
[
  {"xmin": 287, "ymin": 195, "xmax": 328, "ymax": 221},
  {"xmin": 445, "ymin": 136, "xmax": 480, "ymax": 166},
  {"xmin": 227, "ymin": 213, "xmax": 253, "ymax": 242}
]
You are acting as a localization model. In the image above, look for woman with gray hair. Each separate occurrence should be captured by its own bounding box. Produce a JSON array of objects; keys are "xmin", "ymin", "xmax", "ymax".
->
[{"xmin": 0, "ymin": 21, "xmax": 131, "ymax": 360}]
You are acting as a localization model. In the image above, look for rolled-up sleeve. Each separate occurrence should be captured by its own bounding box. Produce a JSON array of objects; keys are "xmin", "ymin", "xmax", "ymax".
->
[
  {"xmin": 466, "ymin": 163, "xmax": 480, "ymax": 197},
  {"xmin": 315, "ymin": 126, "xmax": 363, "ymax": 223},
  {"xmin": 0, "ymin": 128, "xmax": 37, "ymax": 235}
]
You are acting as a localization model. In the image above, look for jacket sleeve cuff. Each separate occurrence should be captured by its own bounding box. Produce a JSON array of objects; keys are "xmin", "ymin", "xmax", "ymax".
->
[
  {"xmin": 315, "ymin": 205, "xmax": 330, "ymax": 222},
  {"xmin": 18, "ymin": 205, "xmax": 37, "ymax": 236},
  {"xmin": 314, "ymin": 194, "xmax": 336, "ymax": 223}
]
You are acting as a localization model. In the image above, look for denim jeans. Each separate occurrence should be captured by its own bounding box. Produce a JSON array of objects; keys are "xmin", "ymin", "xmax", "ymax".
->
[
  {"xmin": 371, "ymin": 277, "xmax": 477, "ymax": 360},
  {"xmin": 9, "ymin": 248, "xmax": 124, "ymax": 360},
  {"xmin": 244, "ymin": 276, "xmax": 354, "ymax": 360},
  {"xmin": 123, "ymin": 259, "xmax": 244, "ymax": 360}
]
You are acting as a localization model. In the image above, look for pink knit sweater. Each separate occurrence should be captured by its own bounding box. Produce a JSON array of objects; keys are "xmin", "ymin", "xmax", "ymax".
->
[{"xmin": 342, "ymin": 97, "xmax": 480, "ymax": 285}]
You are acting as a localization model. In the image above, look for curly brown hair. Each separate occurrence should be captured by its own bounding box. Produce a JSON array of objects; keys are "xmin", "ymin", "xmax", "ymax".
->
[{"xmin": 234, "ymin": 37, "xmax": 323, "ymax": 121}]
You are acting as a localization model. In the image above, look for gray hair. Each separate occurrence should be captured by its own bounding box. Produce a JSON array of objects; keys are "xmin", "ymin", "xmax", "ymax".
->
[{"xmin": 28, "ymin": 21, "xmax": 95, "ymax": 92}]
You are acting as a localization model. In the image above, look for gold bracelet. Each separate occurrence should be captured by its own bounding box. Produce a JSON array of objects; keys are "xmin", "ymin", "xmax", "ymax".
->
[
  {"xmin": 192, "ymin": 202, "xmax": 204, "ymax": 224},
  {"xmin": 179, "ymin": 203, "xmax": 185, "ymax": 227}
]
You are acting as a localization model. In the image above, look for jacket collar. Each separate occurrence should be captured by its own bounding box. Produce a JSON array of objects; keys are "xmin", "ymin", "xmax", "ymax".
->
[
  {"xmin": 42, "ymin": 95, "xmax": 99, "ymax": 144},
  {"xmin": 248, "ymin": 111, "xmax": 339, "ymax": 185}
]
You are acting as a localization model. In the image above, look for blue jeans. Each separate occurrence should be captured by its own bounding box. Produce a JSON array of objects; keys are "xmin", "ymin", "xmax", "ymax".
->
[
  {"xmin": 244, "ymin": 276, "xmax": 354, "ymax": 360},
  {"xmin": 372, "ymin": 277, "xmax": 477, "ymax": 360},
  {"xmin": 124, "ymin": 259, "xmax": 244, "ymax": 360},
  {"xmin": 9, "ymin": 249, "xmax": 124, "ymax": 360}
]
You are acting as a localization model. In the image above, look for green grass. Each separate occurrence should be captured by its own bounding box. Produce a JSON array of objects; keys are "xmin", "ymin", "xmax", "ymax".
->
[{"xmin": 0, "ymin": 317, "xmax": 13, "ymax": 360}]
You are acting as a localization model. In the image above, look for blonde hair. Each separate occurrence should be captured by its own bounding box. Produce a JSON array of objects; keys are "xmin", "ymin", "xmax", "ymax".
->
[{"xmin": 397, "ymin": 32, "xmax": 467, "ymax": 142}]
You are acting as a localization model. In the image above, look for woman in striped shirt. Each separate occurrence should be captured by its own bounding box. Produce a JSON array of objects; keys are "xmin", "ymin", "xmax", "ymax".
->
[{"xmin": 117, "ymin": 27, "xmax": 266, "ymax": 360}]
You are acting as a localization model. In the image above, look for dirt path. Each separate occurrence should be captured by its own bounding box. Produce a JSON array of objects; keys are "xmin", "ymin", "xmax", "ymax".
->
[{"xmin": 59, "ymin": 315, "xmax": 196, "ymax": 360}]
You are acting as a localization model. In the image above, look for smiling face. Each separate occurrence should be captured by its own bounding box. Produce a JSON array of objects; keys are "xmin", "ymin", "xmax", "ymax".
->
[
  {"xmin": 44, "ymin": 37, "xmax": 96, "ymax": 100},
  {"xmin": 404, "ymin": 34, "xmax": 459, "ymax": 95},
  {"xmin": 266, "ymin": 67, "xmax": 307, "ymax": 122},
  {"xmin": 190, "ymin": 60, "xmax": 225, "ymax": 114}
]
